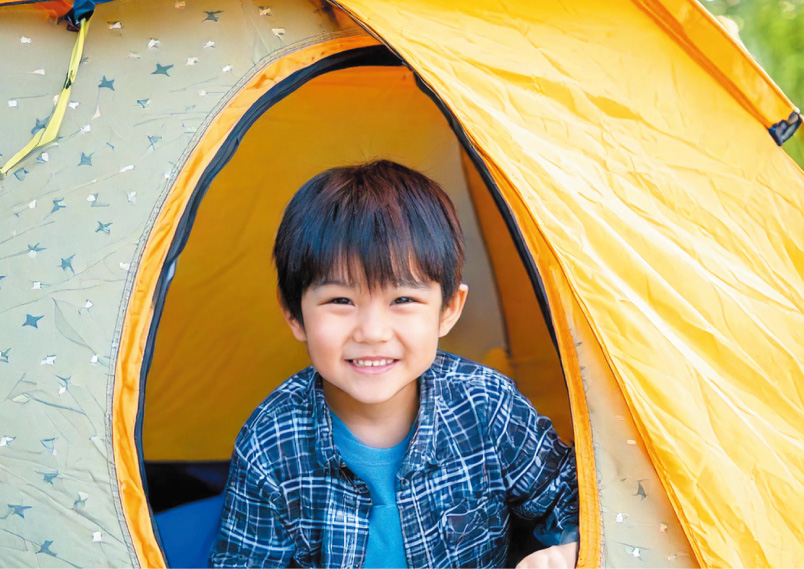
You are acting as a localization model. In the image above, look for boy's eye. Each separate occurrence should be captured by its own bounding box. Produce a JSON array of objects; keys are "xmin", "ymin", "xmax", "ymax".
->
[
  {"xmin": 328, "ymin": 297, "xmax": 352, "ymax": 305},
  {"xmin": 393, "ymin": 296, "xmax": 415, "ymax": 304}
]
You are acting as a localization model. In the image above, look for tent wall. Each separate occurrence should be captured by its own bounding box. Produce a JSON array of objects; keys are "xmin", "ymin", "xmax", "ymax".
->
[
  {"xmin": 333, "ymin": 0, "xmax": 804, "ymax": 565},
  {"xmin": 502, "ymin": 187, "xmax": 696, "ymax": 566},
  {"xmin": 561, "ymin": 260, "xmax": 697, "ymax": 567}
]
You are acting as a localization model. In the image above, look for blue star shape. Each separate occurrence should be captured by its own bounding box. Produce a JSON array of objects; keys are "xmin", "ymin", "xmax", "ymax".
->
[
  {"xmin": 28, "ymin": 243, "xmax": 46, "ymax": 254},
  {"xmin": 78, "ymin": 152, "xmax": 93, "ymax": 166},
  {"xmin": 39, "ymin": 471, "xmax": 59, "ymax": 485},
  {"xmin": 152, "ymin": 63, "xmax": 174, "ymax": 76},
  {"xmin": 0, "ymin": 348, "xmax": 9, "ymax": 363},
  {"xmin": 137, "ymin": 98, "xmax": 150, "ymax": 108},
  {"xmin": 8, "ymin": 504, "xmax": 32, "ymax": 518},
  {"xmin": 31, "ymin": 118, "xmax": 47, "ymax": 135},
  {"xmin": 98, "ymin": 75, "xmax": 115, "ymax": 90},
  {"xmin": 57, "ymin": 375, "xmax": 70, "ymax": 390},
  {"xmin": 13, "ymin": 168, "xmax": 28, "ymax": 181},
  {"xmin": 96, "ymin": 221, "xmax": 112, "ymax": 234},
  {"xmin": 60, "ymin": 255, "xmax": 75, "ymax": 273},
  {"xmin": 203, "ymin": 10, "xmax": 223, "ymax": 21},
  {"xmin": 147, "ymin": 135, "xmax": 162, "ymax": 149},
  {"xmin": 37, "ymin": 541, "xmax": 55, "ymax": 556},
  {"xmin": 23, "ymin": 314, "xmax": 44, "ymax": 328},
  {"xmin": 51, "ymin": 198, "xmax": 66, "ymax": 213}
]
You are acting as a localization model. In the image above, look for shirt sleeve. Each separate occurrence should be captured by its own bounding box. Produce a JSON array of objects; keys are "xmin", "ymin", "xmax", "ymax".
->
[
  {"xmin": 209, "ymin": 428, "xmax": 296, "ymax": 568},
  {"xmin": 487, "ymin": 379, "xmax": 580, "ymax": 547}
]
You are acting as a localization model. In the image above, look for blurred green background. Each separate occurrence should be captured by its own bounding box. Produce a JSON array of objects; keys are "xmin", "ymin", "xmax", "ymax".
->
[{"xmin": 702, "ymin": 0, "xmax": 804, "ymax": 166}]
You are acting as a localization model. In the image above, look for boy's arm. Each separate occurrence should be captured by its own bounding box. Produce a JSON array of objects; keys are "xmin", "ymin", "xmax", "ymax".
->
[
  {"xmin": 489, "ymin": 381, "xmax": 580, "ymax": 550},
  {"xmin": 209, "ymin": 430, "xmax": 295, "ymax": 568}
]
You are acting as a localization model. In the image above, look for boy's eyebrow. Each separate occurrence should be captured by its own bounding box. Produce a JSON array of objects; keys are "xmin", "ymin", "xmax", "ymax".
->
[
  {"xmin": 394, "ymin": 279, "xmax": 431, "ymax": 289},
  {"xmin": 315, "ymin": 278, "xmax": 353, "ymax": 287},
  {"xmin": 314, "ymin": 278, "xmax": 430, "ymax": 289}
]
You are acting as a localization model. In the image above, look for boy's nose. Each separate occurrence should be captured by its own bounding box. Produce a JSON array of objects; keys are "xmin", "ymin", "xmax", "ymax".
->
[{"xmin": 353, "ymin": 305, "xmax": 393, "ymax": 343}]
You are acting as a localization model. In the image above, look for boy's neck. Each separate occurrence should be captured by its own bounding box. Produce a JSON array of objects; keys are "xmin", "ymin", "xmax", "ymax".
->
[{"xmin": 324, "ymin": 380, "xmax": 419, "ymax": 448}]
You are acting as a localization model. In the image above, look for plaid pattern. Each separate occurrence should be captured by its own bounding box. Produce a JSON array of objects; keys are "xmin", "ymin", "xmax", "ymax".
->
[{"xmin": 210, "ymin": 351, "xmax": 578, "ymax": 568}]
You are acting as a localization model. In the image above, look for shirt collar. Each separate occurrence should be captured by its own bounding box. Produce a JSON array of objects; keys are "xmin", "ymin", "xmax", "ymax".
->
[
  {"xmin": 310, "ymin": 372, "xmax": 341, "ymax": 470},
  {"xmin": 398, "ymin": 361, "xmax": 442, "ymax": 477},
  {"xmin": 309, "ymin": 353, "xmax": 447, "ymax": 474}
]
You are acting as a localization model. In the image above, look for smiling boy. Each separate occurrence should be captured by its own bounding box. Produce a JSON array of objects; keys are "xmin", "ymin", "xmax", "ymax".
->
[{"xmin": 209, "ymin": 160, "xmax": 579, "ymax": 568}]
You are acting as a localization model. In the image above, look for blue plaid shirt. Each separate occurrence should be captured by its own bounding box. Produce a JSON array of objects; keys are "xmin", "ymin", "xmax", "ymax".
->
[{"xmin": 210, "ymin": 351, "xmax": 578, "ymax": 568}]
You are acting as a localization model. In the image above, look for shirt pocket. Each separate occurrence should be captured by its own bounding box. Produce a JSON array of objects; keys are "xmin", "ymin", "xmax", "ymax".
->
[{"xmin": 440, "ymin": 495, "xmax": 508, "ymax": 568}]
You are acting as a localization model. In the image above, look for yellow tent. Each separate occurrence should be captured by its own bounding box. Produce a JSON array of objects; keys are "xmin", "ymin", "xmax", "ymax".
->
[{"xmin": 0, "ymin": 0, "xmax": 801, "ymax": 567}]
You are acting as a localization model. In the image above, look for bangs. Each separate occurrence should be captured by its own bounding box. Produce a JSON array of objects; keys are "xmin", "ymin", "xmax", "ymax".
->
[{"xmin": 312, "ymin": 220, "xmax": 440, "ymax": 292}]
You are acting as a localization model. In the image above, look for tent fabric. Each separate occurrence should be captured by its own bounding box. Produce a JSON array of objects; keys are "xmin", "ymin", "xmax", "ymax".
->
[
  {"xmin": 0, "ymin": 0, "xmax": 802, "ymax": 567},
  {"xmin": 330, "ymin": 0, "xmax": 804, "ymax": 566},
  {"xmin": 552, "ymin": 243, "xmax": 698, "ymax": 567},
  {"xmin": 633, "ymin": 0, "xmax": 796, "ymax": 128}
]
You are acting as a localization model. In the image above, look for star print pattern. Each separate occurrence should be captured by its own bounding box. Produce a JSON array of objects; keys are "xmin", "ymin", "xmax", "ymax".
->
[
  {"xmin": 31, "ymin": 117, "xmax": 47, "ymax": 134},
  {"xmin": 60, "ymin": 255, "xmax": 75, "ymax": 274},
  {"xmin": 152, "ymin": 62, "xmax": 174, "ymax": 76},
  {"xmin": 51, "ymin": 198, "xmax": 66, "ymax": 213},
  {"xmin": 8, "ymin": 505, "xmax": 32, "ymax": 518},
  {"xmin": 23, "ymin": 314, "xmax": 44, "ymax": 328},
  {"xmin": 98, "ymin": 75, "xmax": 115, "ymax": 90}
]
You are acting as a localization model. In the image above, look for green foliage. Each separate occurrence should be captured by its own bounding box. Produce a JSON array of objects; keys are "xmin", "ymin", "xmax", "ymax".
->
[{"xmin": 702, "ymin": 0, "xmax": 804, "ymax": 166}]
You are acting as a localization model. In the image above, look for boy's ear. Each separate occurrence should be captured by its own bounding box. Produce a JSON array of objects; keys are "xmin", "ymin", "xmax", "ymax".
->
[
  {"xmin": 277, "ymin": 287, "xmax": 307, "ymax": 342},
  {"xmin": 439, "ymin": 283, "xmax": 469, "ymax": 338}
]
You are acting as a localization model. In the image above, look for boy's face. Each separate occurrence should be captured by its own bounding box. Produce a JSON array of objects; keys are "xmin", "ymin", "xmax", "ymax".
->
[{"xmin": 282, "ymin": 273, "xmax": 468, "ymax": 411}]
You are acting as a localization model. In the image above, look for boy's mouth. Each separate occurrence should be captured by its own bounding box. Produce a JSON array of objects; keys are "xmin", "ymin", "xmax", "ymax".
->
[{"xmin": 347, "ymin": 358, "xmax": 397, "ymax": 368}]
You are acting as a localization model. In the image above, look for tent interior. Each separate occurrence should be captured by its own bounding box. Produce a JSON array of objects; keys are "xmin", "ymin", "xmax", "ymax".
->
[{"xmin": 140, "ymin": 61, "xmax": 572, "ymax": 524}]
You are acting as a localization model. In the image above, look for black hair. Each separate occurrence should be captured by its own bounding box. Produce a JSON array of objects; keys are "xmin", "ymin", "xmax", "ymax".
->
[{"xmin": 273, "ymin": 160, "xmax": 465, "ymax": 324}]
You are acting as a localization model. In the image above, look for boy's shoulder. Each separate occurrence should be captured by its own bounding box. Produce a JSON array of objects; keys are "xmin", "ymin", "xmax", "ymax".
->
[
  {"xmin": 236, "ymin": 366, "xmax": 318, "ymax": 446},
  {"xmin": 427, "ymin": 352, "xmax": 545, "ymax": 459},
  {"xmin": 429, "ymin": 350, "xmax": 519, "ymax": 405}
]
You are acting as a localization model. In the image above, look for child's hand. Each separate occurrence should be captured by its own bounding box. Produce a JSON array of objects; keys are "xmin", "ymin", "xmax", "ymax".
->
[{"xmin": 515, "ymin": 542, "xmax": 578, "ymax": 568}]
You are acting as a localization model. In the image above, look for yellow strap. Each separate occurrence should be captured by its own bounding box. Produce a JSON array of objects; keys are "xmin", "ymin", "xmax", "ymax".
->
[{"xmin": 1, "ymin": 18, "xmax": 89, "ymax": 179}]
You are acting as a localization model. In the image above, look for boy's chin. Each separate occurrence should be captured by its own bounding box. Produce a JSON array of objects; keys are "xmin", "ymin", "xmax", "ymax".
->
[
  {"xmin": 324, "ymin": 378, "xmax": 418, "ymax": 408},
  {"xmin": 346, "ymin": 386, "xmax": 412, "ymax": 407}
]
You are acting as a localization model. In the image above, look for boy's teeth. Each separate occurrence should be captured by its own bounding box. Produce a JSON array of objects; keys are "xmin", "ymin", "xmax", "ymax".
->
[{"xmin": 352, "ymin": 359, "xmax": 394, "ymax": 367}]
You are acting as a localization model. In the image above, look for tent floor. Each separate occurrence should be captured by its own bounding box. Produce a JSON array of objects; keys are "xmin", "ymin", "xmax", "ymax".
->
[{"xmin": 145, "ymin": 461, "xmax": 229, "ymax": 513}]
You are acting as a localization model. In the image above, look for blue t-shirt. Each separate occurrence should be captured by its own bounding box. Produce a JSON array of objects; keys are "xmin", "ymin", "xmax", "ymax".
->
[{"xmin": 330, "ymin": 412, "xmax": 415, "ymax": 569}]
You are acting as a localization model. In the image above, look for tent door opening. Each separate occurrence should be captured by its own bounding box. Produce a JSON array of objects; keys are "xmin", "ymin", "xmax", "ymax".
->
[{"xmin": 136, "ymin": 46, "xmax": 571, "ymax": 565}]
